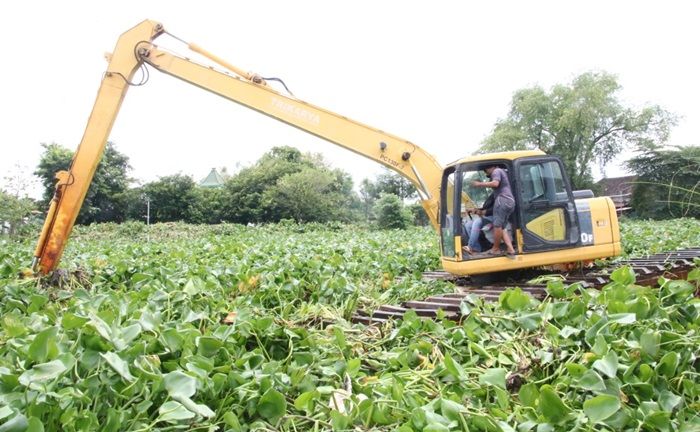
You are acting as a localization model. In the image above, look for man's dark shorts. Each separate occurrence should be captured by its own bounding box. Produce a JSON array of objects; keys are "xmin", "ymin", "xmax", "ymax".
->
[{"xmin": 493, "ymin": 196, "xmax": 515, "ymax": 228}]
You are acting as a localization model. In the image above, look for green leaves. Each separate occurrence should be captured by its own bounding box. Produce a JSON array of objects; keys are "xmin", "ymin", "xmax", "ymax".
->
[
  {"xmin": 583, "ymin": 394, "xmax": 620, "ymax": 423},
  {"xmin": 538, "ymin": 385, "xmax": 571, "ymax": 423},
  {"xmin": 640, "ymin": 331, "xmax": 661, "ymax": 357},
  {"xmin": 28, "ymin": 327, "xmax": 59, "ymax": 363},
  {"xmin": 163, "ymin": 371, "xmax": 197, "ymax": 399},
  {"xmin": 1, "ymin": 220, "xmax": 699, "ymax": 431},
  {"xmin": 19, "ymin": 354, "xmax": 75, "ymax": 387},
  {"xmin": 499, "ymin": 288, "xmax": 532, "ymax": 311},
  {"xmin": 479, "ymin": 368, "xmax": 507, "ymax": 390},
  {"xmin": 100, "ymin": 352, "xmax": 135, "ymax": 382},
  {"xmin": 610, "ymin": 266, "xmax": 636, "ymax": 285},
  {"xmin": 88, "ymin": 313, "xmax": 142, "ymax": 352},
  {"xmin": 163, "ymin": 371, "xmax": 214, "ymax": 419},
  {"xmin": 620, "ymin": 218, "xmax": 700, "ymax": 256},
  {"xmin": 480, "ymin": 71, "xmax": 678, "ymax": 190},
  {"xmin": 257, "ymin": 388, "xmax": 287, "ymax": 422},
  {"xmin": 443, "ymin": 353, "xmax": 467, "ymax": 381},
  {"xmin": 656, "ymin": 352, "xmax": 679, "ymax": 378},
  {"xmin": 592, "ymin": 351, "xmax": 618, "ymax": 379},
  {"xmin": 0, "ymin": 412, "xmax": 28, "ymax": 432},
  {"xmin": 518, "ymin": 384, "xmax": 539, "ymax": 408},
  {"xmin": 576, "ymin": 370, "xmax": 606, "ymax": 392},
  {"xmin": 158, "ymin": 401, "xmax": 195, "ymax": 422}
]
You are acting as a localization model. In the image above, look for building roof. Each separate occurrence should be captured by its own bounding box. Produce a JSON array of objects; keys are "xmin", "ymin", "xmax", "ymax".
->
[
  {"xmin": 596, "ymin": 175, "xmax": 637, "ymax": 197},
  {"xmin": 199, "ymin": 168, "xmax": 225, "ymax": 188}
]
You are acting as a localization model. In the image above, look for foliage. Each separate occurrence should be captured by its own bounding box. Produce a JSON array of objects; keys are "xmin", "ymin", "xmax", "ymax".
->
[
  {"xmin": 0, "ymin": 190, "xmax": 36, "ymax": 237},
  {"xmin": 358, "ymin": 178, "xmax": 377, "ymax": 221},
  {"xmin": 619, "ymin": 217, "xmax": 700, "ymax": 257},
  {"xmin": 30, "ymin": 142, "xmax": 416, "ymax": 227},
  {"xmin": 189, "ymin": 187, "xmax": 226, "ymax": 225},
  {"xmin": 0, "ymin": 220, "xmax": 698, "ymax": 431},
  {"xmin": 34, "ymin": 142, "xmax": 72, "ymax": 202},
  {"xmin": 480, "ymin": 72, "xmax": 677, "ymax": 190},
  {"xmin": 374, "ymin": 193, "xmax": 413, "ymax": 229},
  {"xmin": 626, "ymin": 145, "xmax": 700, "ymax": 219},
  {"xmin": 34, "ymin": 142, "xmax": 132, "ymax": 224},
  {"xmin": 141, "ymin": 174, "xmax": 199, "ymax": 223},
  {"xmin": 220, "ymin": 146, "xmax": 311, "ymax": 223},
  {"xmin": 360, "ymin": 170, "xmax": 418, "ymax": 222},
  {"xmin": 120, "ymin": 177, "xmax": 227, "ymax": 226},
  {"xmin": 221, "ymin": 146, "xmax": 360, "ymax": 224},
  {"xmin": 371, "ymin": 170, "xmax": 417, "ymax": 202},
  {"xmin": 263, "ymin": 167, "xmax": 357, "ymax": 223},
  {"xmin": 409, "ymin": 202, "xmax": 431, "ymax": 227},
  {"xmin": 117, "ymin": 187, "xmax": 149, "ymax": 224}
]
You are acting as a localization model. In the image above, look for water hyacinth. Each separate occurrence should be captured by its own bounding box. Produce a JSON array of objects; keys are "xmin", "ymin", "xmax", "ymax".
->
[{"xmin": 0, "ymin": 220, "xmax": 698, "ymax": 431}]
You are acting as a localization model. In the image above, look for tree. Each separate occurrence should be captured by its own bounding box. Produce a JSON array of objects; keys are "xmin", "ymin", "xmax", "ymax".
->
[
  {"xmin": 359, "ymin": 178, "xmax": 378, "ymax": 221},
  {"xmin": 142, "ymin": 174, "xmax": 198, "ymax": 223},
  {"xmin": 220, "ymin": 146, "xmax": 359, "ymax": 224},
  {"xmin": 359, "ymin": 169, "xmax": 417, "ymax": 222},
  {"xmin": 0, "ymin": 189, "xmax": 36, "ymax": 237},
  {"xmin": 119, "ymin": 186, "xmax": 149, "ymax": 223},
  {"xmin": 374, "ymin": 193, "xmax": 412, "ymax": 229},
  {"xmin": 35, "ymin": 143, "xmax": 72, "ymax": 202},
  {"xmin": 34, "ymin": 142, "xmax": 132, "ymax": 224},
  {"xmin": 373, "ymin": 170, "xmax": 417, "ymax": 202},
  {"xmin": 480, "ymin": 72, "xmax": 676, "ymax": 189},
  {"xmin": 220, "ymin": 146, "xmax": 315, "ymax": 223},
  {"xmin": 2, "ymin": 163, "xmax": 39, "ymax": 198},
  {"xmin": 0, "ymin": 165, "xmax": 38, "ymax": 237},
  {"xmin": 625, "ymin": 145, "xmax": 700, "ymax": 219},
  {"xmin": 263, "ymin": 167, "xmax": 359, "ymax": 223},
  {"xmin": 189, "ymin": 187, "xmax": 225, "ymax": 224},
  {"xmin": 408, "ymin": 203, "xmax": 431, "ymax": 226}
]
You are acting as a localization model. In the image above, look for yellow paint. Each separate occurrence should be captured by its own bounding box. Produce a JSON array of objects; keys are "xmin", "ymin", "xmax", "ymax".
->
[
  {"xmin": 444, "ymin": 243, "xmax": 620, "ymax": 275},
  {"xmin": 525, "ymin": 208, "xmax": 566, "ymax": 241},
  {"xmin": 515, "ymin": 229, "xmax": 524, "ymax": 253},
  {"xmin": 589, "ymin": 197, "xmax": 618, "ymax": 246},
  {"xmin": 448, "ymin": 150, "xmax": 546, "ymax": 167}
]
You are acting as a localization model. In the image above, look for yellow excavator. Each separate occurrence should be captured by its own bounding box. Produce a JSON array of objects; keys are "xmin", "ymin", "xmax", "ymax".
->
[{"xmin": 32, "ymin": 20, "xmax": 621, "ymax": 276}]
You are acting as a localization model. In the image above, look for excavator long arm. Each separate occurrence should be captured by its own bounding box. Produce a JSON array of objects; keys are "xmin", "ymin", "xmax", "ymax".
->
[{"xmin": 33, "ymin": 20, "xmax": 444, "ymax": 274}]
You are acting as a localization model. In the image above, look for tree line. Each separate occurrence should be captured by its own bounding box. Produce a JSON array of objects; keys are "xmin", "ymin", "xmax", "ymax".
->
[
  {"xmin": 2, "ymin": 71, "xmax": 698, "ymax": 235},
  {"xmin": 31, "ymin": 144, "xmax": 422, "ymax": 229}
]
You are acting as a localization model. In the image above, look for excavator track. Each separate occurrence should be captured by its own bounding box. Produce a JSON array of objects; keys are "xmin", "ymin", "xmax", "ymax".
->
[{"xmin": 352, "ymin": 248, "xmax": 700, "ymax": 325}]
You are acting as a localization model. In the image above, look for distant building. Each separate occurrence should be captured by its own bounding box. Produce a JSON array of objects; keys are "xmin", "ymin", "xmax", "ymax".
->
[
  {"xmin": 199, "ymin": 168, "xmax": 225, "ymax": 188},
  {"xmin": 596, "ymin": 175, "xmax": 637, "ymax": 212}
]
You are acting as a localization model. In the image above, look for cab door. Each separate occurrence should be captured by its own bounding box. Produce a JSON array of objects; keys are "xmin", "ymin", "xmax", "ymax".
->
[
  {"xmin": 439, "ymin": 167, "xmax": 459, "ymax": 259},
  {"xmin": 514, "ymin": 157, "xmax": 581, "ymax": 252}
]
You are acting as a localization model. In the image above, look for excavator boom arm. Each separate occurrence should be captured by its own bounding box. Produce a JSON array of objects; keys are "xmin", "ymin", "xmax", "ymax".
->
[{"xmin": 33, "ymin": 20, "xmax": 444, "ymax": 274}]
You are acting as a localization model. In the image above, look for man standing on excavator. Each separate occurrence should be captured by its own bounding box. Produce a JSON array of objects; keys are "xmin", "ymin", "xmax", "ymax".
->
[{"xmin": 471, "ymin": 165, "xmax": 517, "ymax": 259}]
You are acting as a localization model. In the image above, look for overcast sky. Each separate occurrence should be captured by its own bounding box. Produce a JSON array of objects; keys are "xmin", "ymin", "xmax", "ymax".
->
[{"xmin": 1, "ymin": 1, "xmax": 697, "ymax": 198}]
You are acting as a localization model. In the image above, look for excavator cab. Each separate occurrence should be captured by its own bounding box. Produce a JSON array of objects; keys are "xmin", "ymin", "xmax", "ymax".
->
[{"xmin": 439, "ymin": 151, "xmax": 619, "ymax": 276}]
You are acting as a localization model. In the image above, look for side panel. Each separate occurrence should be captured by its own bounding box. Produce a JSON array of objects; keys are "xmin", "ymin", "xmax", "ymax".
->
[
  {"xmin": 579, "ymin": 197, "xmax": 619, "ymax": 247},
  {"xmin": 576, "ymin": 200, "xmax": 595, "ymax": 246}
]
